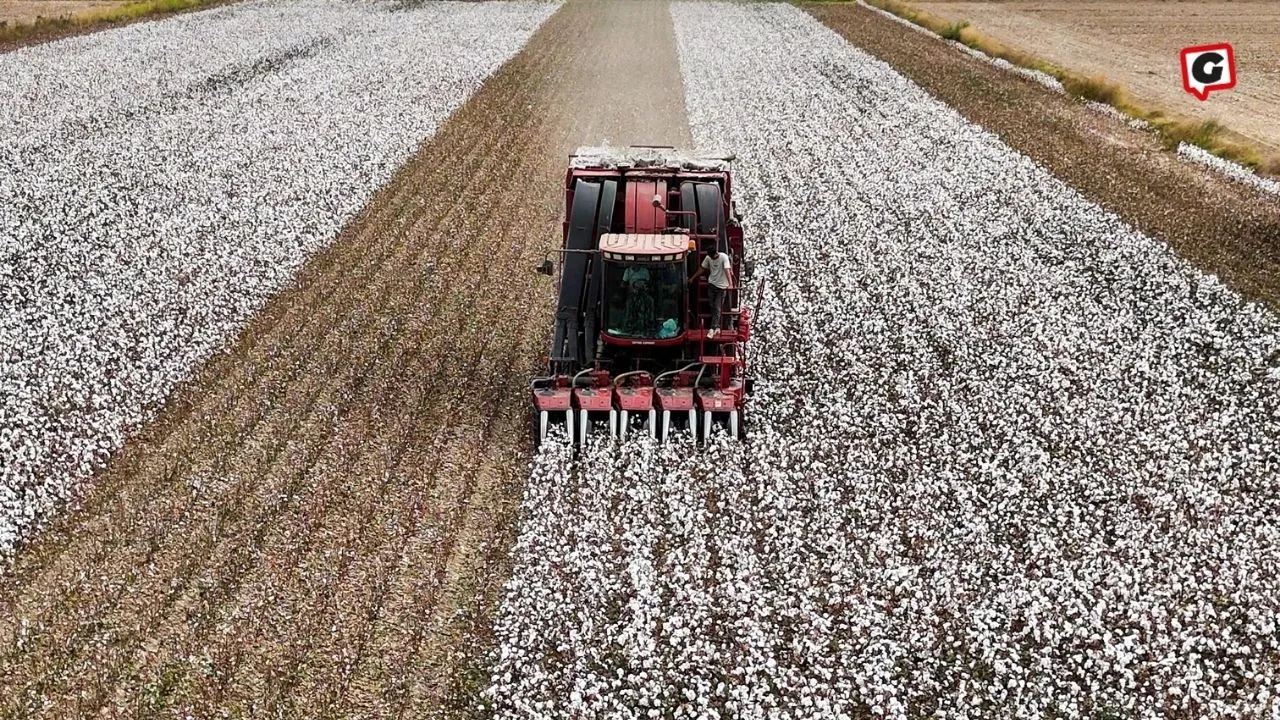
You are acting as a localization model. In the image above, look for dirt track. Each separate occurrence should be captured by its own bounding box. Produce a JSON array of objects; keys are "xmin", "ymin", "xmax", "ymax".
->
[
  {"xmin": 0, "ymin": 2, "xmax": 689, "ymax": 717},
  {"xmin": 808, "ymin": 2, "xmax": 1280, "ymax": 313}
]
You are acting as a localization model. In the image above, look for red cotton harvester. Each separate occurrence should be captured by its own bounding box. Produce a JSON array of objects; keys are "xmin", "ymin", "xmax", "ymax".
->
[{"xmin": 531, "ymin": 146, "xmax": 753, "ymax": 447}]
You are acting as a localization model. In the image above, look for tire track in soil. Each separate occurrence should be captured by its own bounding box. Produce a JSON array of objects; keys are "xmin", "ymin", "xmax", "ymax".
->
[
  {"xmin": 182, "ymin": 184, "xmax": 517, "ymax": 719},
  {"xmin": 0, "ymin": 1, "xmax": 690, "ymax": 717}
]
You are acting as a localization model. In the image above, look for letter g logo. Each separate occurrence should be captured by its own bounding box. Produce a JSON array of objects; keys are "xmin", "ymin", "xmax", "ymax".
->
[
  {"xmin": 1192, "ymin": 53, "xmax": 1225, "ymax": 85},
  {"xmin": 1181, "ymin": 43, "xmax": 1236, "ymax": 101}
]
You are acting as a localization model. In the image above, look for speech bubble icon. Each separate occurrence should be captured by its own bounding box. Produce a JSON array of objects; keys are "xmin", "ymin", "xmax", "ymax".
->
[{"xmin": 1181, "ymin": 43, "xmax": 1236, "ymax": 101}]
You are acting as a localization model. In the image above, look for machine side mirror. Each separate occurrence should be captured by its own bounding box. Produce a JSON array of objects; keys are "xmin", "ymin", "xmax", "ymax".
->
[{"xmin": 536, "ymin": 259, "xmax": 555, "ymax": 276}]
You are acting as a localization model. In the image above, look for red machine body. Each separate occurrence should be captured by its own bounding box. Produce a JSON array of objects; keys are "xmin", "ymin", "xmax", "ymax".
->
[{"xmin": 531, "ymin": 146, "xmax": 752, "ymax": 445}]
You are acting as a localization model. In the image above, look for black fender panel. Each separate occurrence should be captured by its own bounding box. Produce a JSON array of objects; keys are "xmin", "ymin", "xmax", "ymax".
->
[
  {"xmin": 552, "ymin": 179, "xmax": 602, "ymax": 367},
  {"xmin": 583, "ymin": 180, "xmax": 617, "ymax": 363},
  {"xmin": 694, "ymin": 182, "xmax": 728, "ymax": 255}
]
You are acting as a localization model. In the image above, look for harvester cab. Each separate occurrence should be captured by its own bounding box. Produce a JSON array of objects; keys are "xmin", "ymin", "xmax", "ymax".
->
[{"xmin": 531, "ymin": 146, "xmax": 752, "ymax": 447}]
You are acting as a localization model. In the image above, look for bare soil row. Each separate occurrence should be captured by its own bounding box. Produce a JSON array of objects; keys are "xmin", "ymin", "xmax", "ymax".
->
[{"xmin": 0, "ymin": 2, "xmax": 689, "ymax": 717}]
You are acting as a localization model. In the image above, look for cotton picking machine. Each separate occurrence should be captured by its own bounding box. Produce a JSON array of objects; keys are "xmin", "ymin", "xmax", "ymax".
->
[{"xmin": 531, "ymin": 146, "xmax": 753, "ymax": 447}]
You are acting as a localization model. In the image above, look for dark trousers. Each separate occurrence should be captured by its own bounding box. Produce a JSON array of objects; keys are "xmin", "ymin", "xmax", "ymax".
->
[{"xmin": 708, "ymin": 285, "xmax": 726, "ymax": 330}]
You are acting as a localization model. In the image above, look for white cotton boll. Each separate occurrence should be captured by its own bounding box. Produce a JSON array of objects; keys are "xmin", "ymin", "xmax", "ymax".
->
[{"xmin": 1177, "ymin": 143, "xmax": 1280, "ymax": 197}]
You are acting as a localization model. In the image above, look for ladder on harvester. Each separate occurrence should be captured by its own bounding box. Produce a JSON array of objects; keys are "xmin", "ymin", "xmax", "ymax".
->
[{"xmin": 691, "ymin": 271, "xmax": 742, "ymax": 357}]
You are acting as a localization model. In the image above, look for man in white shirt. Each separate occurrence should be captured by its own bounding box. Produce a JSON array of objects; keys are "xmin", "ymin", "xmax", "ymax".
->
[{"xmin": 688, "ymin": 246, "xmax": 732, "ymax": 337}]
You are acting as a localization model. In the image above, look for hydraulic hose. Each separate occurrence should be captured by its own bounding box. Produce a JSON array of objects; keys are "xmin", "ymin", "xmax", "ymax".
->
[
  {"xmin": 612, "ymin": 370, "xmax": 652, "ymax": 387},
  {"xmin": 655, "ymin": 362, "xmax": 702, "ymax": 387}
]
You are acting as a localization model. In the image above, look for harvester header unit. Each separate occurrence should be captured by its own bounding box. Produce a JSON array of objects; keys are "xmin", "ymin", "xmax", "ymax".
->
[{"xmin": 531, "ymin": 146, "xmax": 752, "ymax": 446}]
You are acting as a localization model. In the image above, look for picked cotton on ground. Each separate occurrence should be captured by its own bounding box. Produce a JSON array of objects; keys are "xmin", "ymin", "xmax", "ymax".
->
[
  {"xmin": 485, "ymin": 3, "xmax": 1280, "ymax": 718},
  {"xmin": 0, "ymin": 0, "xmax": 558, "ymax": 559}
]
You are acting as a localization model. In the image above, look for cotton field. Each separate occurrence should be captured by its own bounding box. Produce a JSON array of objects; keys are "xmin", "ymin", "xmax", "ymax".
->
[
  {"xmin": 0, "ymin": 0, "xmax": 557, "ymax": 558},
  {"xmin": 485, "ymin": 4, "xmax": 1280, "ymax": 718}
]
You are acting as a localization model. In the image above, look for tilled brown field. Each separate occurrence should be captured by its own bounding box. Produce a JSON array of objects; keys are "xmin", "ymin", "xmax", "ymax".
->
[
  {"xmin": 808, "ymin": 2, "xmax": 1280, "ymax": 313},
  {"xmin": 0, "ymin": 2, "xmax": 689, "ymax": 717}
]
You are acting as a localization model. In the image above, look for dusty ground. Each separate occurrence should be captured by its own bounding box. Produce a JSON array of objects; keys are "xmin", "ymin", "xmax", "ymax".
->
[
  {"xmin": 0, "ymin": 0, "xmax": 122, "ymax": 27},
  {"xmin": 914, "ymin": 0, "xmax": 1280, "ymax": 153},
  {"xmin": 0, "ymin": 1, "xmax": 689, "ymax": 717},
  {"xmin": 808, "ymin": 2, "xmax": 1280, "ymax": 313}
]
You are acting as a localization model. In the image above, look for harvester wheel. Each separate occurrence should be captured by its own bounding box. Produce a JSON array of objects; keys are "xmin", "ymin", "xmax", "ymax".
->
[{"xmin": 530, "ymin": 409, "xmax": 544, "ymax": 450}]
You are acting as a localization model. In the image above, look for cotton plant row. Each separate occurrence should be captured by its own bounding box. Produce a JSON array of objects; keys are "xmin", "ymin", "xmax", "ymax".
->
[
  {"xmin": 485, "ymin": 3, "xmax": 1280, "ymax": 718},
  {"xmin": 0, "ymin": 0, "xmax": 558, "ymax": 560},
  {"xmin": 1177, "ymin": 143, "xmax": 1280, "ymax": 198},
  {"xmin": 1083, "ymin": 101, "xmax": 1156, "ymax": 134}
]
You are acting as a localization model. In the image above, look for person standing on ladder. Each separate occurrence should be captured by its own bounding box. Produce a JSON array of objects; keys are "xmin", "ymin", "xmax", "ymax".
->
[{"xmin": 688, "ymin": 244, "xmax": 733, "ymax": 338}]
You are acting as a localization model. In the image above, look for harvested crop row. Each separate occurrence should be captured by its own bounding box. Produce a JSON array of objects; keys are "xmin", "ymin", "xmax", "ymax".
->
[
  {"xmin": 0, "ymin": 0, "xmax": 558, "ymax": 558},
  {"xmin": 485, "ymin": 3, "xmax": 1280, "ymax": 718}
]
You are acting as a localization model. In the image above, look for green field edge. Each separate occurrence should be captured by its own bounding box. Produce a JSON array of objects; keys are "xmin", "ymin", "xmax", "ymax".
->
[{"xmin": 804, "ymin": 0, "xmax": 1280, "ymax": 180}]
